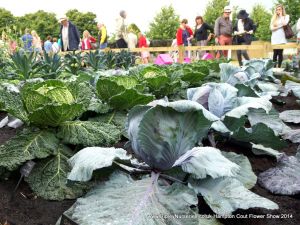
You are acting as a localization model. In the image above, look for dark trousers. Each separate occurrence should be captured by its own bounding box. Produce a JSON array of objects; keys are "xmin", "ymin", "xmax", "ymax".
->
[
  {"xmin": 237, "ymin": 43, "xmax": 250, "ymax": 66},
  {"xmin": 273, "ymin": 49, "xmax": 283, "ymax": 68},
  {"xmin": 116, "ymin": 38, "xmax": 128, "ymax": 48}
]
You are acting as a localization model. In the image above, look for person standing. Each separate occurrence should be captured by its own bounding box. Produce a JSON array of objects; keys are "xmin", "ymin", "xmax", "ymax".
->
[
  {"xmin": 97, "ymin": 23, "xmax": 108, "ymax": 49},
  {"xmin": 59, "ymin": 15, "xmax": 80, "ymax": 51},
  {"xmin": 194, "ymin": 16, "xmax": 214, "ymax": 59},
  {"xmin": 138, "ymin": 32, "xmax": 150, "ymax": 64},
  {"xmin": 214, "ymin": 6, "xmax": 233, "ymax": 58},
  {"xmin": 44, "ymin": 35, "xmax": 53, "ymax": 54},
  {"xmin": 115, "ymin": 10, "xmax": 128, "ymax": 48},
  {"xmin": 270, "ymin": 4, "xmax": 289, "ymax": 68},
  {"xmin": 81, "ymin": 30, "xmax": 97, "ymax": 50},
  {"xmin": 21, "ymin": 28, "xmax": 33, "ymax": 51},
  {"xmin": 176, "ymin": 19, "xmax": 193, "ymax": 61},
  {"xmin": 233, "ymin": 10, "xmax": 255, "ymax": 66},
  {"xmin": 52, "ymin": 37, "xmax": 60, "ymax": 54},
  {"xmin": 31, "ymin": 30, "xmax": 42, "ymax": 53},
  {"xmin": 297, "ymin": 17, "xmax": 300, "ymax": 44}
]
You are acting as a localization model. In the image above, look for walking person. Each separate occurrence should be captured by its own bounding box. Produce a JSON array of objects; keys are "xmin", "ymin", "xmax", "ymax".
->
[
  {"xmin": 194, "ymin": 16, "xmax": 214, "ymax": 59},
  {"xmin": 58, "ymin": 15, "xmax": 80, "ymax": 51},
  {"xmin": 21, "ymin": 28, "xmax": 33, "ymax": 51},
  {"xmin": 270, "ymin": 4, "xmax": 290, "ymax": 68},
  {"xmin": 233, "ymin": 10, "xmax": 255, "ymax": 66},
  {"xmin": 115, "ymin": 10, "xmax": 128, "ymax": 48},
  {"xmin": 44, "ymin": 35, "xmax": 53, "ymax": 54},
  {"xmin": 81, "ymin": 30, "xmax": 97, "ymax": 50},
  {"xmin": 214, "ymin": 6, "xmax": 233, "ymax": 58},
  {"xmin": 52, "ymin": 37, "xmax": 60, "ymax": 54},
  {"xmin": 176, "ymin": 19, "xmax": 193, "ymax": 62},
  {"xmin": 97, "ymin": 22, "xmax": 108, "ymax": 49},
  {"xmin": 31, "ymin": 30, "xmax": 42, "ymax": 53}
]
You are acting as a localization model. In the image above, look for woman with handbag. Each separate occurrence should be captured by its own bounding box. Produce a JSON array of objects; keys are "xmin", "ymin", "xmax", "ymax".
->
[
  {"xmin": 233, "ymin": 10, "xmax": 255, "ymax": 66},
  {"xmin": 270, "ymin": 4, "xmax": 290, "ymax": 68}
]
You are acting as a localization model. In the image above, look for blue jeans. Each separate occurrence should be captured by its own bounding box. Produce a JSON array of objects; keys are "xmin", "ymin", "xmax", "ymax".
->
[{"xmin": 100, "ymin": 42, "xmax": 108, "ymax": 49}]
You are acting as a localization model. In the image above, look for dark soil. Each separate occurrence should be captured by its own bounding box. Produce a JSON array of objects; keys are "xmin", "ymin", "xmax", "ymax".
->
[{"xmin": 0, "ymin": 94, "xmax": 300, "ymax": 225}]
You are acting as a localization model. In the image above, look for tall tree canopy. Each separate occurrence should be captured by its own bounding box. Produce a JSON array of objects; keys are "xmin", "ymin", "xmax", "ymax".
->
[
  {"xmin": 203, "ymin": 0, "xmax": 229, "ymax": 26},
  {"xmin": 0, "ymin": 8, "xmax": 15, "ymax": 34},
  {"xmin": 147, "ymin": 5, "xmax": 180, "ymax": 40},
  {"xmin": 250, "ymin": 4, "xmax": 272, "ymax": 41},
  {"xmin": 276, "ymin": 0, "xmax": 300, "ymax": 25}
]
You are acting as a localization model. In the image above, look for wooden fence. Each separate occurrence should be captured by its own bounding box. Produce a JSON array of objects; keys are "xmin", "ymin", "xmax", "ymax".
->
[{"xmin": 61, "ymin": 42, "xmax": 300, "ymax": 63}]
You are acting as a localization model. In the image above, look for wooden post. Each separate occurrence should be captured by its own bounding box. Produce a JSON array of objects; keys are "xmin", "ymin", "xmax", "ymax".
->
[{"xmin": 178, "ymin": 45, "xmax": 184, "ymax": 64}]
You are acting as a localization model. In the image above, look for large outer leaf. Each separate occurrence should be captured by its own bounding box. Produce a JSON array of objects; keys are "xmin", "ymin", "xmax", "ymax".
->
[
  {"xmin": 145, "ymin": 76, "xmax": 170, "ymax": 91},
  {"xmin": 96, "ymin": 78, "xmax": 125, "ymax": 102},
  {"xmin": 235, "ymin": 84, "xmax": 259, "ymax": 97},
  {"xmin": 68, "ymin": 147, "xmax": 131, "ymax": 181},
  {"xmin": 63, "ymin": 172, "xmax": 221, "ymax": 225},
  {"xmin": 258, "ymin": 154, "xmax": 300, "ymax": 195},
  {"xmin": 25, "ymin": 145, "xmax": 87, "ymax": 201},
  {"xmin": 282, "ymin": 129, "xmax": 300, "ymax": 143},
  {"xmin": 28, "ymin": 103, "xmax": 83, "ymax": 127},
  {"xmin": 279, "ymin": 110, "xmax": 300, "ymax": 124},
  {"xmin": 284, "ymin": 80, "xmax": 300, "ymax": 98},
  {"xmin": 133, "ymin": 102, "xmax": 214, "ymax": 170},
  {"xmin": 0, "ymin": 129, "xmax": 59, "ymax": 170},
  {"xmin": 112, "ymin": 76, "xmax": 138, "ymax": 89},
  {"xmin": 221, "ymin": 152, "xmax": 257, "ymax": 189},
  {"xmin": 0, "ymin": 86, "xmax": 28, "ymax": 122},
  {"xmin": 173, "ymin": 147, "xmax": 239, "ymax": 179},
  {"xmin": 232, "ymin": 123, "xmax": 287, "ymax": 150},
  {"xmin": 208, "ymin": 88, "xmax": 225, "ymax": 118},
  {"xmin": 109, "ymin": 89, "xmax": 155, "ymax": 110},
  {"xmin": 187, "ymin": 85, "xmax": 212, "ymax": 109},
  {"xmin": 219, "ymin": 63, "xmax": 240, "ymax": 85},
  {"xmin": 57, "ymin": 121, "xmax": 121, "ymax": 146},
  {"xmin": 189, "ymin": 177, "xmax": 278, "ymax": 216}
]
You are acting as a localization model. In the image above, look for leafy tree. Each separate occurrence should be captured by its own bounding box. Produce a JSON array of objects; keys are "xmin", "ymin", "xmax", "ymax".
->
[
  {"xmin": 16, "ymin": 10, "xmax": 59, "ymax": 40},
  {"xmin": 128, "ymin": 24, "xmax": 141, "ymax": 35},
  {"xmin": 147, "ymin": 5, "xmax": 180, "ymax": 40},
  {"xmin": 203, "ymin": 0, "xmax": 229, "ymax": 26},
  {"xmin": 276, "ymin": 0, "xmax": 300, "ymax": 25},
  {"xmin": 66, "ymin": 9, "xmax": 97, "ymax": 37},
  {"xmin": 250, "ymin": 4, "xmax": 272, "ymax": 41},
  {"xmin": 0, "ymin": 8, "xmax": 15, "ymax": 34}
]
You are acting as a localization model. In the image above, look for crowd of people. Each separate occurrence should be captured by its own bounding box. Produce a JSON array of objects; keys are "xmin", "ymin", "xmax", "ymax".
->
[{"xmin": 1, "ymin": 5, "xmax": 300, "ymax": 67}]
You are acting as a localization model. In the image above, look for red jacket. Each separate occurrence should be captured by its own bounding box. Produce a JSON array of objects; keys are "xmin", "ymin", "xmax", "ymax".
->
[
  {"xmin": 176, "ymin": 26, "xmax": 193, "ymax": 46},
  {"xmin": 81, "ymin": 36, "xmax": 97, "ymax": 50},
  {"xmin": 138, "ymin": 35, "xmax": 148, "ymax": 48}
]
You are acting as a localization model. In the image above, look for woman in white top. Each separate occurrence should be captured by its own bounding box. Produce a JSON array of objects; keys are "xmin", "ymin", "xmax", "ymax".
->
[
  {"xmin": 296, "ymin": 18, "xmax": 300, "ymax": 43},
  {"xmin": 270, "ymin": 4, "xmax": 289, "ymax": 68},
  {"xmin": 31, "ymin": 30, "xmax": 42, "ymax": 53}
]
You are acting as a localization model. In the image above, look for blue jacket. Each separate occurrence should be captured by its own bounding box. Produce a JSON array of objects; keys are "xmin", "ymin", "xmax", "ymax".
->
[{"xmin": 60, "ymin": 21, "xmax": 80, "ymax": 51}]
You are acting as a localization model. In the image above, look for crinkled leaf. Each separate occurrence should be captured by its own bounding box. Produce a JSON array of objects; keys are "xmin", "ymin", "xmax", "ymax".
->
[
  {"xmin": 258, "ymin": 154, "xmax": 300, "ymax": 195},
  {"xmin": 221, "ymin": 151, "xmax": 257, "ymax": 189},
  {"xmin": 189, "ymin": 177, "xmax": 278, "ymax": 216},
  {"xmin": 87, "ymin": 96, "xmax": 111, "ymax": 114},
  {"xmin": 0, "ymin": 129, "xmax": 59, "ymax": 170},
  {"xmin": 25, "ymin": 145, "xmax": 88, "ymax": 201},
  {"xmin": 112, "ymin": 76, "xmax": 138, "ymax": 89},
  {"xmin": 68, "ymin": 147, "xmax": 131, "ymax": 181},
  {"xmin": 66, "ymin": 81, "xmax": 93, "ymax": 110},
  {"xmin": 28, "ymin": 103, "xmax": 83, "ymax": 127},
  {"xmin": 279, "ymin": 110, "xmax": 300, "ymax": 123},
  {"xmin": 89, "ymin": 111, "xmax": 127, "ymax": 130},
  {"xmin": 96, "ymin": 78, "xmax": 125, "ymax": 102},
  {"xmin": 145, "ymin": 76, "xmax": 170, "ymax": 91},
  {"xmin": 0, "ymin": 86, "xmax": 29, "ymax": 123},
  {"xmin": 129, "ymin": 102, "xmax": 214, "ymax": 170},
  {"xmin": 232, "ymin": 123, "xmax": 287, "ymax": 150},
  {"xmin": 109, "ymin": 89, "xmax": 155, "ymax": 110},
  {"xmin": 57, "ymin": 121, "xmax": 121, "ymax": 146},
  {"xmin": 173, "ymin": 147, "xmax": 239, "ymax": 179},
  {"xmin": 62, "ymin": 172, "xmax": 221, "ymax": 225}
]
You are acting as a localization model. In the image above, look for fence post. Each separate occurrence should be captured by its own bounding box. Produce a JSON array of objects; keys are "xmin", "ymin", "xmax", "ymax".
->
[{"xmin": 178, "ymin": 45, "xmax": 184, "ymax": 64}]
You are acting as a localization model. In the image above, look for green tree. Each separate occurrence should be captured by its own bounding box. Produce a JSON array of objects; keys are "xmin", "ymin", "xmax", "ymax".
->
[
  {"xmin": 0, "ymin": 8, "xmax": 15, "ymax": 34},
  {"xmin": 250, "ymin": 4, "xmax": 272, "ymax": 41},
  {"xmin": 276, "ymin": 0, "xmax": 300, "ymax": 25},
  {"xmin": 147, "ymin": 5, "xmax": 180, "ymax": 40},
  {"xmin": 16, "ymin": 10, "xmax": 59, "ymax": 40},
  {"xmin": 66, "ymin": 9, "xmax": 97, "ymax": 37},
  {"xmin": 128, "ymin": 23, "xmax": 141, "ymax": 36},
  {"xmin": 203, "ymin": 0, "xmax": 229, "ymax": 25}
]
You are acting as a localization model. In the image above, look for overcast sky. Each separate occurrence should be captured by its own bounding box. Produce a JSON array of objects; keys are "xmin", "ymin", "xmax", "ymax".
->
[{"xmin": 0, "ymin": 0, "xmax": 273, "ymax": 34}]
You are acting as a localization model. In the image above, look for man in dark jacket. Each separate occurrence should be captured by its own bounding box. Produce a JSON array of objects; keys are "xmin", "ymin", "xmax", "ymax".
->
[{"xmin": 59, "ymin": 16, "xmax": 80, "ymax": 51}]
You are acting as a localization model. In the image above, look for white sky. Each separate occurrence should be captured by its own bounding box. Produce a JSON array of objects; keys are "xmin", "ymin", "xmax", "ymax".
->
[{"xmin": 0, "ymin": 0, "xmax": 273, "ymax": 34}]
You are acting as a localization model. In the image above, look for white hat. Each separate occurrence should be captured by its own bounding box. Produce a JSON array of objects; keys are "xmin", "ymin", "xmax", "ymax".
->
[
  {"xmin": 58, "ymin": 15, "xmax": 68, "ymax": 23},
  {"xmin": 224, "ymin": 6, "xmax": 232, "ymax": 13}
]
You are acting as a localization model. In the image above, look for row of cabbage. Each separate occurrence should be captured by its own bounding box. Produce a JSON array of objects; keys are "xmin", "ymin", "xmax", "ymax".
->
[{"xmin": 1, "ymin": 54, "xmax": 299, "ymax": 224}]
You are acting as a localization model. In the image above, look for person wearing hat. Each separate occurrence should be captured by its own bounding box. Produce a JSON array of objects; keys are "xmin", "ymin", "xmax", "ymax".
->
[
  {"xmin": 233, "ymin": 10, "xmax": 255, "ymax": 66},
  {"xmin": 214, "ymin": 6, "xmax": 233, "ymax": 58},
  {"xmin": 58, "ymin": 16, "xmax": 80, "ymax": 51}
]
